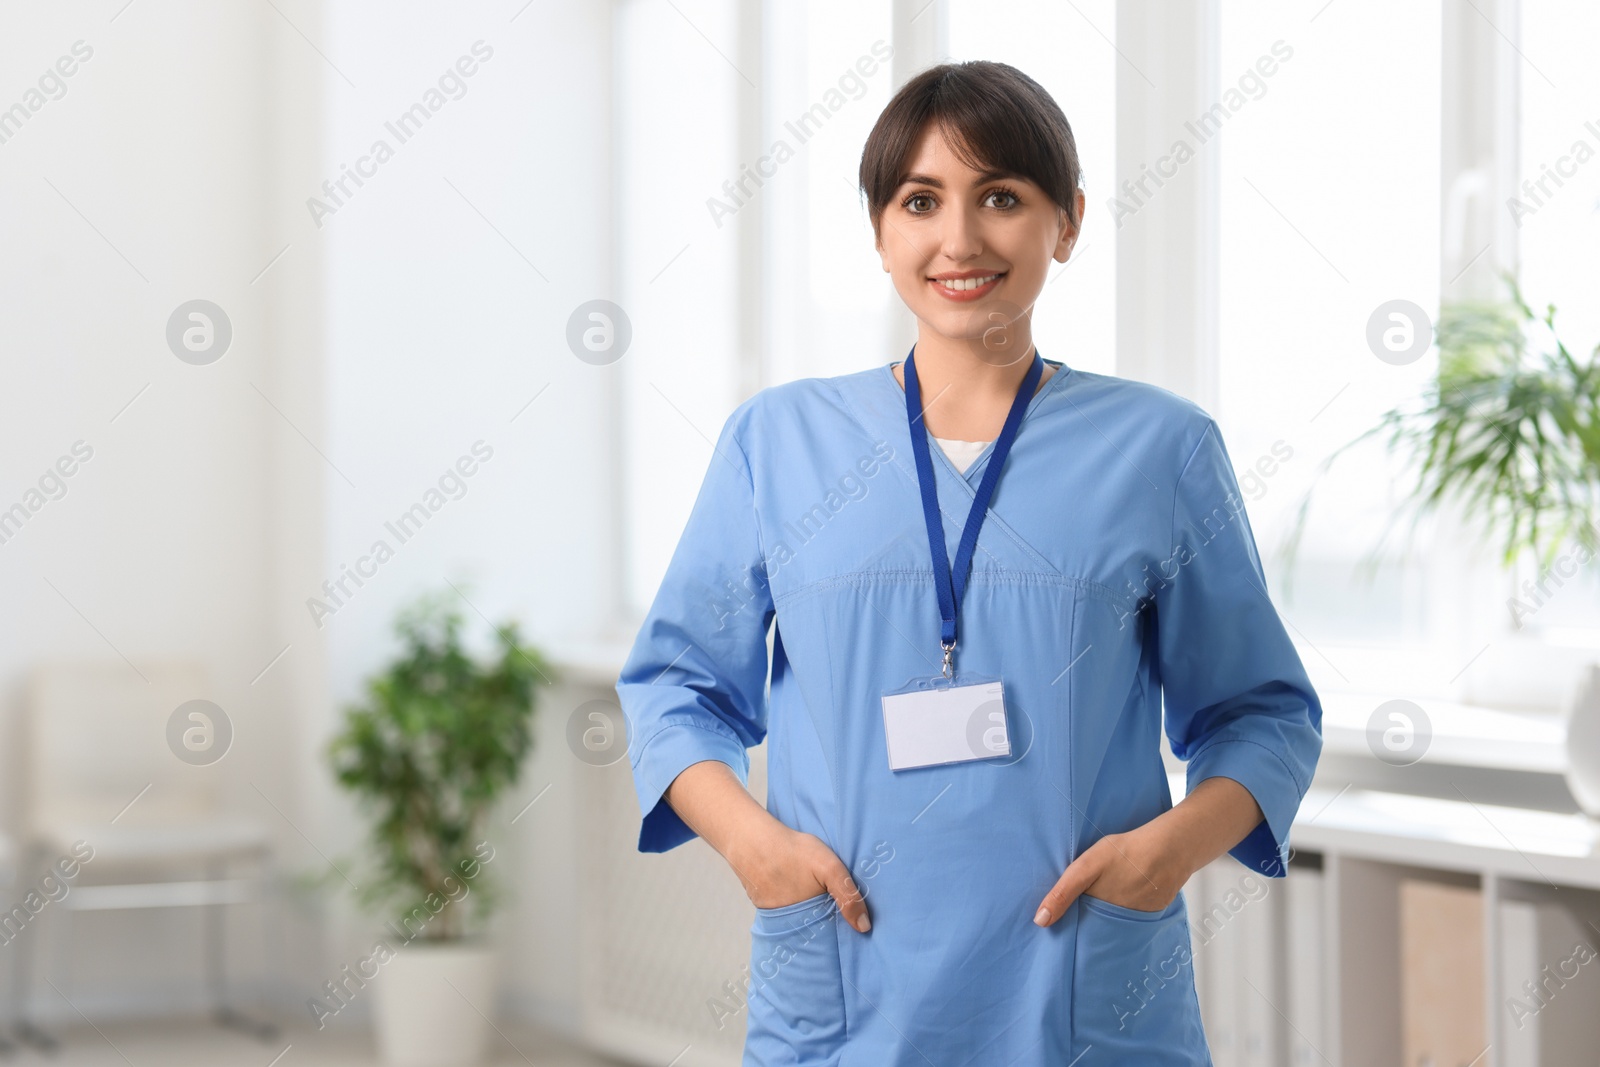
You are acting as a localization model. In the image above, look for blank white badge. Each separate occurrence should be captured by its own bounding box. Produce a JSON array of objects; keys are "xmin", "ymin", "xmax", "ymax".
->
[{"xmin": 881, "ymin": 680, "xmax": 1009, "ymax": 771}]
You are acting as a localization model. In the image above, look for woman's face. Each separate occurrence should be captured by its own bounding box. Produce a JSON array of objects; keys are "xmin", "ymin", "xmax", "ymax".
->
[{"xmin": 875, "ymin": 122, "xmax": 1084, "ymax": 365}]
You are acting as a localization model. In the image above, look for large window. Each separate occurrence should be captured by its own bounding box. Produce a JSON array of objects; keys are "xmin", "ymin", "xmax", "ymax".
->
[
  {"xmin": 764, "ymin": 0, "xmax": 896, "ymax": 386},
  {"xmin": 618, "ymin": 0, "xmax": 899, "ymax": 616},
  {"xmin": 1217, "ymin": 0, "xmax": 1600, "ymax": 712},
  {"xmin": 617, "ymin": 0, "xmax": 744, "ymax": 615},
  {"xmin": 1219, "ymin": 0, "xmax": 1451, "ymax": 698},
  {"xmin": 1506, "ymin": 1, "xmax": 1600, "ymax": 648}
]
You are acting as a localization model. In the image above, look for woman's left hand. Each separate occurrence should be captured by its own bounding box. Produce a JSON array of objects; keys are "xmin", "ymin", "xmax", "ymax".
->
[{"xmin": 1032, "ymin": 819, "xmax": 1191, "ymax": 926}]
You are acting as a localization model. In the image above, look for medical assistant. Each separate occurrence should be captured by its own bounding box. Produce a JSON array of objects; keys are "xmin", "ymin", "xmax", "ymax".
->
[{"xmin": 615, "ymin": 356, "xmax": 1324, "ymax": 1066}]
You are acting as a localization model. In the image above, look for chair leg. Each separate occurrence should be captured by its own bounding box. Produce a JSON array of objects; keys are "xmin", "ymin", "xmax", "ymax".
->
[
  {"xmin": 261, "ymin": 851, "xmax": 285, "ymax": 1034},
  {"xmin": 206, "ymin": 856, "xmax": 278, "ymax": 1043},
  {"xmin": 13, "ymin": 844, "xmax": 59, "ymax": 1052},
  {"xmin": 0, "ymin": 863, "xmax": 18, "ymax": 1056},
  {"xmin": 7, "ymin": 910, "xmax": 34, "ymax": 1052},
  {"xmin": 12, "ymin": 922, "xmax": 56, "ymax": 1051},
  {"xmin": 204, "ymin": 857, "xmax": 225, "ymax": 1010}
]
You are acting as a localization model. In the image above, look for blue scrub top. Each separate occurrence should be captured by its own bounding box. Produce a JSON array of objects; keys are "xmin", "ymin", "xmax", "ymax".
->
[{"xmin": 616, "ymin": 357, "xmax": 1323, "ymax": 1066}]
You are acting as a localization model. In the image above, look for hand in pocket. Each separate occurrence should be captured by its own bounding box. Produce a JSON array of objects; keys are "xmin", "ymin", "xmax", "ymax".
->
[
  {"xmin": 1034, "ymin": 824, "xmax": 1190, "ymax": 926},
  {"xmin": 735, "ymin": 824, "xmax": 872, "ymax": 933}
]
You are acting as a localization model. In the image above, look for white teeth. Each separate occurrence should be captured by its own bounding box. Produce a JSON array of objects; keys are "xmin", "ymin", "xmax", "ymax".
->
[{"xmin": 935, "ymin": 273, "xmax": 1000, "ymax": 291}]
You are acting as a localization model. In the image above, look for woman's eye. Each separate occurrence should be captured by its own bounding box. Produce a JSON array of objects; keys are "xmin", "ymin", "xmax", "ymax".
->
[{"xmin": 903, "ymin": 187, "xmax": 1018, "ymax": 214}]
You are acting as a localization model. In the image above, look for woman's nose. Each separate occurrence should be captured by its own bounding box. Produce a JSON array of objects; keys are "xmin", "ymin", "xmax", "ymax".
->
[{"xmin": 938, "ymin": 202, "xmax": 984, "ymax": 261}]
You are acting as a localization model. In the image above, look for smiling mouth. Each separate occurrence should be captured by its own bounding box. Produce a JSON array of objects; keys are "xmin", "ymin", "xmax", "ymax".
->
[{"xmin": 930, "ymin": 271, "xmax": 1006, "ymax": 298}]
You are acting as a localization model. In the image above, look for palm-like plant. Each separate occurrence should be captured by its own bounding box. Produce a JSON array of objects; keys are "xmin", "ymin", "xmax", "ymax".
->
[
  {"xmin": 327, "ymin": 589, "xmax": 552, "ymax": 940},
  {"xmin": 1279, "ymin": 272, "xmax": 1600, "ymax": 595}
]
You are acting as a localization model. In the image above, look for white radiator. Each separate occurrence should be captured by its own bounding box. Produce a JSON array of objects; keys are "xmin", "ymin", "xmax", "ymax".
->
[{"xmin": 578, "ymin": 738, "xmax": 773, "ymax": 1066}]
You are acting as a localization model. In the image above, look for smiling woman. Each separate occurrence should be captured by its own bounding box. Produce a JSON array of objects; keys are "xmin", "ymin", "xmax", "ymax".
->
[{"xmin": 617, "ymin": 59, "xmax": 1321, "ymax": 1067}]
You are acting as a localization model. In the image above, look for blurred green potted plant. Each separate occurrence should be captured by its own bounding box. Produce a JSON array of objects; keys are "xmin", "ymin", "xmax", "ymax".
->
[
  {"xmin": 326, "ymin": 588, "xmax": 552, "ymax": 1066},
  {"xmin": 1279, "ymin": 271, "xmax": 1600, "ymax": 811}
]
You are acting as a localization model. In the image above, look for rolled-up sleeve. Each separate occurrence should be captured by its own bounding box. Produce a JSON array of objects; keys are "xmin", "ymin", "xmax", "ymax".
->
[
  {"xmin": 616, "ymin": 402, "xmax": 773, "ymax": 853},
  {"xmin": 1155, "ymin": 419, "xmax": 1323, "ymax": 878}
]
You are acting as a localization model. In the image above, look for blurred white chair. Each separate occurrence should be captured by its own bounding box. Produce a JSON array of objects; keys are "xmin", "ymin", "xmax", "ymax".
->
[{"xmin": 18, "ymin": 661, "xmax": 278, "ymax": 1044}]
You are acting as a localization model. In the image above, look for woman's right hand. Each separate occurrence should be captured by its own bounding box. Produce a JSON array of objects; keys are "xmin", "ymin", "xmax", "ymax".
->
[{"xmin": 730, "ymin": 821, "xmax": 872, "ymax": 934}]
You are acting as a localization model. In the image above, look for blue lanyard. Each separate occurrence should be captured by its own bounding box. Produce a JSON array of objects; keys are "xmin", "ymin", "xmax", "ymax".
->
[{"xmin": 903, "ymin": 345, "xmax": 1044, "ymax": 678}]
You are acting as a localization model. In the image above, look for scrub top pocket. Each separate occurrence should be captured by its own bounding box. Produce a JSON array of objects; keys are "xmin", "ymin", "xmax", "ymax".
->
[
  {"xmin": 1080, "ymin": 892, "xmax": 1173, "ymax": 922},
  {"xmin": 744, "ymin": 891, "xmax": 847, "ymax": 1066},
  {"xmin": 1071, "ymin": 893, "xmax": 1211, "ymax": 1066}
]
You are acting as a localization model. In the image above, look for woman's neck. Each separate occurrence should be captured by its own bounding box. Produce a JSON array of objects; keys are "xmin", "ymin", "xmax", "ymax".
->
[{"xmin": 892, "ymin": 337, "xmax": 1055, "ymax": 441}]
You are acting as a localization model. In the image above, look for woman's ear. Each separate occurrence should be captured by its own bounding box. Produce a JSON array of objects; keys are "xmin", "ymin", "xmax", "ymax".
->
[{"xmin": 1054, "ymin": 189, "xmax": 1086, "ymax": 263}]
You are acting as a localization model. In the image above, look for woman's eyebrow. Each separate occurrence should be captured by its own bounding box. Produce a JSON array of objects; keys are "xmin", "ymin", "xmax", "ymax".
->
[{"xmin": 898, "ymin": 168, "xmax": 1020, "ymax": 190}]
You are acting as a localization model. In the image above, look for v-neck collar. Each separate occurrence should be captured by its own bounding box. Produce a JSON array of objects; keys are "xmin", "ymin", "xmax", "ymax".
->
[{"xmin": 880, "ymin": 357, "xmax": 1070, "ymax": 486}]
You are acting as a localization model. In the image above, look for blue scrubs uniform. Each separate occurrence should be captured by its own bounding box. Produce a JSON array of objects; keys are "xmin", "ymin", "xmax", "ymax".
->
[{"xmin": 616, "ymin": 357, "xmax": 1323, "ymax": 1066}]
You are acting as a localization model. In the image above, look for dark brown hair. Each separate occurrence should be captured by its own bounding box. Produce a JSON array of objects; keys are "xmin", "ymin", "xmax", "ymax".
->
[{"xmin": 858, "ymin": 60, "xmax": 1082, "ymax": 242}]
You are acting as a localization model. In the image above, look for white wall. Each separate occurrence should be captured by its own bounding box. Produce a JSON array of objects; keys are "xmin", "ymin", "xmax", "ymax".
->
[
  {"xmin": 315, "ymin": 0, "xmax": 619, "ymax": 1037},
  {"xmin": 0, "ymin": 0, "xmax": 617, "ymax": 1035}
]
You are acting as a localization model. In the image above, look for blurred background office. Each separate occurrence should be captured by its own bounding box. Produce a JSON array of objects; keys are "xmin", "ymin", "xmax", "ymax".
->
[{"xmin": 1, "ymin": 0, "xmax": 1599, "ymax": 1064}]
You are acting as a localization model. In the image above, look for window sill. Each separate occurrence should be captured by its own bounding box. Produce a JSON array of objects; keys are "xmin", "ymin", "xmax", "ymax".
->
[
  {"xmin": 1169, "ymin": 771, "xmax": 1600, "ymax": 874},
  {"xmin": 1316, "ymin": 690, "xmax": 1568, "ymax": 775}
]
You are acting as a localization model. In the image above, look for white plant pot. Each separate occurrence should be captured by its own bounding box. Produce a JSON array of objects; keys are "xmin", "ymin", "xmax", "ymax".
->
[
  {"xmin": 1564, "ymin": 661, "xmax": 1600, "ymax": 818},
  {"xmin": 371, "ymin": 939, "xmax": 497, "ymax": 1067}
]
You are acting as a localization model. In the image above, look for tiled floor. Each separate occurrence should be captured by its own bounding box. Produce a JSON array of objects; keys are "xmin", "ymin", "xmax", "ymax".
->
[{"xmin": 0, "ymin": 1017, "xmax": 635, "ymax": 1066}]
